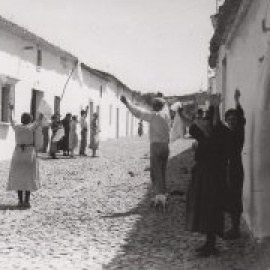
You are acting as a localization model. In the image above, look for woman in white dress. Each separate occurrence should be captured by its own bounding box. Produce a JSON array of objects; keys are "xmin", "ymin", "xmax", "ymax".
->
[{"xmin": 7, "ymin": 104, "xmax": 43, "ymax": 208}]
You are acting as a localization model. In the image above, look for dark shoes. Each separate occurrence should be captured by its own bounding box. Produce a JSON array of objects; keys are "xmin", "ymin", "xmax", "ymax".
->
[
  {"xmin": 196, "ymin": 244, "xmax": 219, "ymax": 257},
  {"xmin": 223, "ymin": 229, "xmax": 241, "ymax": 240},
  {"xmin": 17, "ymin": 201, "xmax": 31, "ymax": 209},
  {"xmin": 24, "ymin": 202, "xmax": 31, "ymax": 208},
  {"xmin": 17, "ymin": 202, "xmax": 24, "ymax": 208}
]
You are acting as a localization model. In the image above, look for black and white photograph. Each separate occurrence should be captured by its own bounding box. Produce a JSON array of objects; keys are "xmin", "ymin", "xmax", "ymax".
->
[{"xmin": 0, "ymin": 0, "xmax": 269, "ymax": 269}]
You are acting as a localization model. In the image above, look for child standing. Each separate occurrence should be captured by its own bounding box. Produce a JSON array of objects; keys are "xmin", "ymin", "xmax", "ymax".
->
[{"xmin": 7, "ymin": 104, "xmax": 43, "ymax": 208}]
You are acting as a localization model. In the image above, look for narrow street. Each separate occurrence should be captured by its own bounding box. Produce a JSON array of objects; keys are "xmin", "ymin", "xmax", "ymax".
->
[{"xmin": 0, "ymin": 137, "xmax": 268, "ymax": 269}]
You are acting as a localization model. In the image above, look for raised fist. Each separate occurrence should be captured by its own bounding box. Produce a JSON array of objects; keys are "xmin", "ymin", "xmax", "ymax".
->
[{"xmin": 234, "ymin": 89, "xmax": 241, "ymax": 101}]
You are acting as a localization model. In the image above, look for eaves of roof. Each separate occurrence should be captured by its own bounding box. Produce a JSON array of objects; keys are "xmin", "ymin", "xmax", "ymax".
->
[
  {"xmin": 81, "ymin": 62, "xmax": 132, "ymax": 93},
  {"xmin": 225, "ymin": 0, "xmax": 253, "ymax": 48},
  {"xmin": 0, "ymin": 14, "xmax": 135, "ymax": 95},
  {"xmin": 0, "ymin": 15, "xmax": 76, "ymax": 60},
  {"xmin": 208, "ymin": 0, "xmax": 243, "ymax": 68}
]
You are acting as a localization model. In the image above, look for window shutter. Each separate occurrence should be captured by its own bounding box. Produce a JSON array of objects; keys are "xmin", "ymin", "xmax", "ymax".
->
[
  {"xmin": 9, "ymin": 85, "xmax": 15, "ymax": 119},
  {"xmin": 1, "ymin": 86, "xmax": 10, "ymax": 122},
  {"xmin": 37, "ymin": 49, "xmax": 42, "ymax": 72},
  {"xmin": 54, "ymin": 96, "xmax": 61, "ymax": 115}
]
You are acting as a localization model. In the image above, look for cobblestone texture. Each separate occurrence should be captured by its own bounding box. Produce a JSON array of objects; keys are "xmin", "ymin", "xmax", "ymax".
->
[{"xmin": 0, "ymin": 136, "xmax": 268, "ymax": 269}]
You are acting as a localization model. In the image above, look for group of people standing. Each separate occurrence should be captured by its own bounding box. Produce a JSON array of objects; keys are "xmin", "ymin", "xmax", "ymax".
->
[
  {"xmin": 6, "ymin": 91, "xmax": 245, "ymax": 258},
  {"xmin": 121, "ymin": 89, "xmax": 245, "ymax": 258},
  {"xmin": 183, "ymin": 90, "xmax": 245, "ymax": 257},
  {"xmin": 42, "ymin": 107, "xmax": 100, "ymax": 159},
  {"xmin": 6, "ymin": 104, "xmax": 100, "ymax": 208}
]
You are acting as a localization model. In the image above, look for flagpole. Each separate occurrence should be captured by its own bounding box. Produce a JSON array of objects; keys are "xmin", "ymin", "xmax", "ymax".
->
[{"xmin": 60, "ymin": 60, "xmax": 78, "ymax": 101}]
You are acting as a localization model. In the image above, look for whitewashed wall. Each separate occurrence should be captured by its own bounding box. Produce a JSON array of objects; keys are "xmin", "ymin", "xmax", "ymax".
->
[
  {"xmin": 216, "ymin": 0, "xmax": 270, "ymax": 238},
  {"xmin": 0, "ymin": 25, "xmax": 142, "ymax": 161}
]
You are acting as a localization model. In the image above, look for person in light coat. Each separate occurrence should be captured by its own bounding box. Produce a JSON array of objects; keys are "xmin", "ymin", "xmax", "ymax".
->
[{"xmin": 7, "ymin": 104, "xmax": 43, "ymax": 208}]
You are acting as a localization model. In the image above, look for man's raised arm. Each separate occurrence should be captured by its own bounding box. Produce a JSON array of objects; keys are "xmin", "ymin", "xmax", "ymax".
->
[{"xmin": 120, "ymin": 96, "xmax": 153, "ymax": 123}]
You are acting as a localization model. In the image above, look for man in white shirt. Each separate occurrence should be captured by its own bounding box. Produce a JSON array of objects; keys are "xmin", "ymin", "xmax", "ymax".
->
[
  {"xmin": 79, "ymin": 106, "xmax": 89, "ymax": 156},
  {"xmin": 120, "ymin": 95, "xmax": 171, "ymax": 196}
]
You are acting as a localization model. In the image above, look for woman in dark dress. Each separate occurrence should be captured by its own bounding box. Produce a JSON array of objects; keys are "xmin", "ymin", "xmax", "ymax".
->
[
  {"xmin": 185, "ymin": 95, "xmax": 229, "ymax": 257},
  {"xmin": 223, "ymin": 89, "xmax": 246, "ymax": 240},
  {"xmin": 61, "ymin": 113, "xmax": 72, "ymax": 156}
]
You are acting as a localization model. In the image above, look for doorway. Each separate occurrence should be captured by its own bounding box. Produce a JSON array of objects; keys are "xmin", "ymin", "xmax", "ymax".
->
[{"xmin": 31, "ymin": 89, "xmax": 44, "ymax": 119}]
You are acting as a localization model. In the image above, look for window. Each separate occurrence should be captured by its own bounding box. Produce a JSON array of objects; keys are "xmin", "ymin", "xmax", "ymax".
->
[
  {"xmin": 37, "ymin": 49, "xmax": 42, "ymax": 72},
  {"xmin": 100, "ymin": 85, "xmax": 103, "ymax": 98},
  {"xmin": 54, "ymin": 96, "xmax": 61, "ymax": 115},
  {"xmin": 31, "ymin": 89, "xmax": 44, "ymax": 120},
  {"xmin": 1, "ymin": 84, "xmax": 14, "ymax": 123}
]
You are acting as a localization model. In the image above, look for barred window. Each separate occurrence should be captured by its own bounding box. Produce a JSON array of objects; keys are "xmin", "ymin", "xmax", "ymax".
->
[
  {"xmin": 100, "ymin": 85, "xmax": 103, "ymax": 98},
  {"xmin": 1, "ymin": 84, "xmax": 15, "ymax": 123}
]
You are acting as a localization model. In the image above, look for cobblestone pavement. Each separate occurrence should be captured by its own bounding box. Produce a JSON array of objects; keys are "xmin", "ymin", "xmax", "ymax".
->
[{"xmin": 0, "ymin": 136, "xmax": 269, "ymax": 269}]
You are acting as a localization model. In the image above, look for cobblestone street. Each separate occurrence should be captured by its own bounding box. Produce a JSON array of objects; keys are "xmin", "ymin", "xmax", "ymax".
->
[{"xmin": 0, "ymin": 136, "xmax": 269, "ymax": 269}]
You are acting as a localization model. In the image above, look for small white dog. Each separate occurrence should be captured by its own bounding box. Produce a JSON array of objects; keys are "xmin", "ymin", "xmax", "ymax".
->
[{"xmin": 151, "ymin": 193, "xmax": 169, "ymax": 212}]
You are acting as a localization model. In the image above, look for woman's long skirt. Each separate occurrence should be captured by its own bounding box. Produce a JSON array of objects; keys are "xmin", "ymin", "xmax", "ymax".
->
[
  {"xmin": 186, "ymin": 161, "xmax": 225, "ymax": 236},
  {"xmin": 7, "ymin": 146, "xmax": 40, "ymax": 191}
]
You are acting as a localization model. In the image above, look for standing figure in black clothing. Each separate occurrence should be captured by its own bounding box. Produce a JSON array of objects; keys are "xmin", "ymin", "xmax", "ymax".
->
[
  {"xmin": 184, "ymin": 94, "xmax": 229, "ymax": 257},
  {"xmin": 223, "ymin": 89, "xmax": 246, "ymax": 240},
  {"xmin": 61, "ymin": 113, "xmax": 72, "ymax": 156}
]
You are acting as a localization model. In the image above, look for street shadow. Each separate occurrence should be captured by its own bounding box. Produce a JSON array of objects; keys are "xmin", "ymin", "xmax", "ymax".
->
[
  {"xmin": 103, "ymin": 145, "xmax": 268, "ymax": 269},
  {"xmin": 0, "ymin": 204, "xmax": 28, "ymax": 211},
  {"xmin": 101, "ymin": 209, "xmax": 141, "ymax": 219},
  {"xmin": 37, "ymin": 154, "xmax": 88, "ymax": 160},
  {"xmin": 103, "ymin": 148, "xmax": 195, "ymax": 270},
  {"xmin": 248, "ymin": 237, "xmax": 270, "ymax": 270}
]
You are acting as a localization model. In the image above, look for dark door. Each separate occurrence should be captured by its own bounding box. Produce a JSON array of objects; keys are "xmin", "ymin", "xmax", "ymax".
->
[{"xmin": 31, "ymin": 89, "xmax": 44, "ymax": 120}]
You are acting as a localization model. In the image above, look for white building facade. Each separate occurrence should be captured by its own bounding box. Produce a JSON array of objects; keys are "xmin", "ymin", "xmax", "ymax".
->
[
  {"xmin": 0, "ymin": 16, "xmax": 141, "ymax": 161},
  {"xmin": 210, "ymin": 0, "xmax": 270, "ymax": 238}
]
